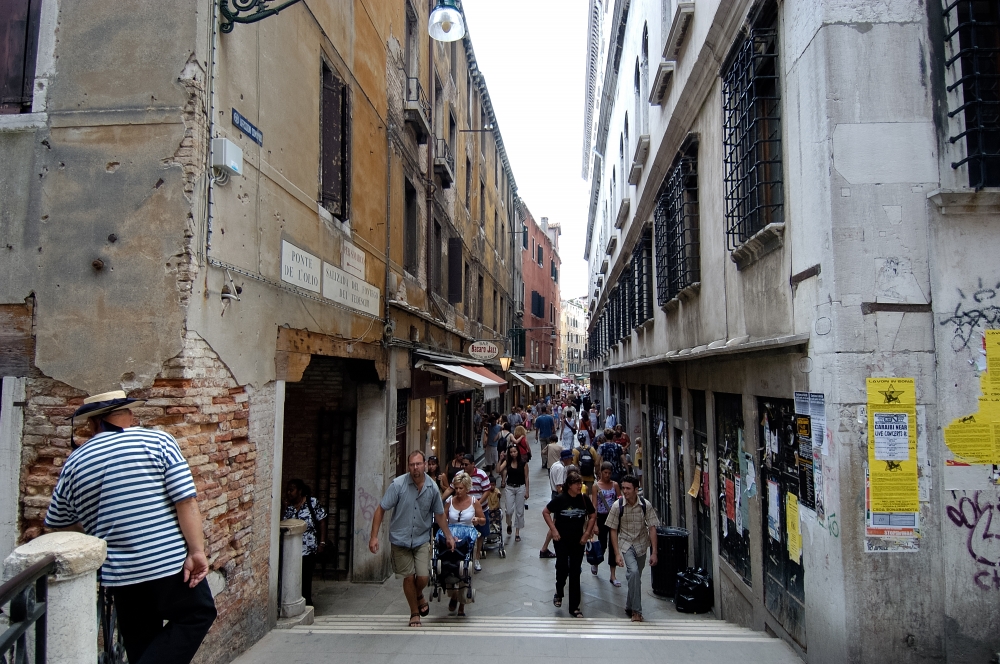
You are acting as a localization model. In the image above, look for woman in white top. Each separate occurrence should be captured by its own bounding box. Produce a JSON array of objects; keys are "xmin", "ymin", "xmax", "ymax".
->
[
  {"xmin": 559, "ymin": 407, "xmax": 578, "ymax": 451},
  {"xmin": 445, "ymin": 472, "xmax": 486, "ymax": 616}
]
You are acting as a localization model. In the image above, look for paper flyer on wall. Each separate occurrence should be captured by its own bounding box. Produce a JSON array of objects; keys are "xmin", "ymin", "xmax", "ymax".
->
[
  {"xmin": 786, "ymin": 492, "xmax": 802, "ymax": 562},
  {"xmin": 725, "ymin": 477, "xmax": 736, "ymax": 521},
  {"xmin": 866, "ymin": 378, "xmax": 919, "ymax": 514},
  {"xmin": 767, "ymin": 480, "xmax": 781, "ymax": 541},
  {"xmin": 687, "ymin": 466, "xmax": 702, "ymax": 498},
  {"xmin": 864, "ymin": 466, "xmax": 920, "ymax": 553},
  {"xmin": 735, "ymin": 475, "xmax": 743, "ymax": 534},
  {"xmin": 942, "ymin": 330, "xmax": 1000, "ymax": 469}
]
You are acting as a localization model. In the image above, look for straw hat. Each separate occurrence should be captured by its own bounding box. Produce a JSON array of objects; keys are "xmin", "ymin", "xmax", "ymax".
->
[{"xmin": 69, "ymin": 390, "xmax": 145, "ymax": 420}]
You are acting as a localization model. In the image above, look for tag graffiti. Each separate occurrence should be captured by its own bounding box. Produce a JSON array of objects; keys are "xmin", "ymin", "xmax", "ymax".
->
[{"xmin": 946, "ymin": 491, "xmax": 1000, "ymax": 589}]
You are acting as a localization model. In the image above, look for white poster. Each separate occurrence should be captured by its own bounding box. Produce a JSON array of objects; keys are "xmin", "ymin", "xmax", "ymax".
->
[
  {"xmin": 767, "ymin": 480, "xmax": 781, "ymax": 541},
  {"xmin": 873, "ymin": 412, "xmax": 910, "ymax": 461},
  {"xmin": 734, "ymin": 475, "xmax": 743, "ymax": 534}
]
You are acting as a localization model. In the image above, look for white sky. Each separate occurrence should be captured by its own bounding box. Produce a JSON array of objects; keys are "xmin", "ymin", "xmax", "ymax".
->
[{"xmin": 461, "ymin": 0, "xmax": 591, "ymax": 299}]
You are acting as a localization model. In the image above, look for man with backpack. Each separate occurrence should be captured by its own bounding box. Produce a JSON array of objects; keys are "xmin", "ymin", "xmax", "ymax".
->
[
  {"xmin": 605, "ymin": 475, "xmax": 659, "ymax": 622},
  {"xmin": 597, "ymin": 432, "xmax": 627, "ymax": 483},
  {"xmin": 572, "ymin": 438, "xmax": 599, "ymax": 493}
]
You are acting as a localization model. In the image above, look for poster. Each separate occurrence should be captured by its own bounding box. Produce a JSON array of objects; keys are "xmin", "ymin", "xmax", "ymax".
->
[
  {"xmin": 687, "ymin": 466, "xmax": 702, "ymax": 497},
  {"xmin": 793, "ymin": 393, "xmax": 819, "ymax": 511},
  {"xmin": 735, "ymin": 475, "xmax": 743, "ymax": 534},
  {"xmin": 744, "ymin": 452, "xmax": 757, "ymax": 496},
  {"xmin": 864, "ymin": 467, "xmax": 920, "ymax": 553},
  {"xmin": 725, "ymin": 478, "xmax": 736, "ymax": 521},
  {"xmin": 767, "ymin": 480, "xmax": 781, "ymax": 541},
  {"xmin": 809, "ymin": 392, "xmax": 827, "ymax": 523},
  {"xmin": 702, "ymin": 468, "xmax": 711, "ymax": 507},
  {"xmin": 786, "ymin": 492, "xmax": 802, "ymax": 563},
  {"xmin": 866, "ymin": 378, "xmax": 919, "ymax": 514}
]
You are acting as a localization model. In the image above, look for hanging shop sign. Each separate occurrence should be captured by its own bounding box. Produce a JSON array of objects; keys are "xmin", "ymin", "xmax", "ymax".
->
[{"xmin": 469, "ymin": 341, "xmax": 500, "ymax": 361}]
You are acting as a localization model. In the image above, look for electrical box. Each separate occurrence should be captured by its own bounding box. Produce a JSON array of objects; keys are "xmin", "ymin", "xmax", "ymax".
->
[{"xmin": 211, "ymin": 138, "xmax": 243, "ymax": 177}]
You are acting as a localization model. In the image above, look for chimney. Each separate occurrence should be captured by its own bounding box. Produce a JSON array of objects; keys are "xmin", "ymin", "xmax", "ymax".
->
[{"xmin": 541, "ymin": 217, "xmax": 549, "ymax": 232}]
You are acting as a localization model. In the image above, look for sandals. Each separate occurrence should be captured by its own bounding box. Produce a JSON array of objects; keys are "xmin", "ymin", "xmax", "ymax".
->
[
  {"xmin": 456, "ymin": 607, "xmax": 466, "ymax": 617},
  {"xmin": 409, "ymin": 613, "xmax": 421, "ymax": 627},
  {"xmin": 417, "ymin": 596, "xmax": 430, "ymax": 617},
  {"xmin": 553, "ymin": 594, "xmax": 563, "ymax": 607},
  {"xmin": 507, "ymin": 525, "xmax": 513, "ymax": 534},
  {"xmin": 539, "ymin": 550, "xmax": 556, "ymax": 559},
  {"xmin": 610, "ymin": 579, "xmax": 622, "ymax": 588},
  {"xmin": 515, "ymin": 535, "xmax": 522, "ymax": 542},
  {"xmin": 571, "ymin": 609, "xmax": 584, "ymax": 618},
  {"xmin": 448, "ymin": 598, "xmax": 458, "ymax": 613}
]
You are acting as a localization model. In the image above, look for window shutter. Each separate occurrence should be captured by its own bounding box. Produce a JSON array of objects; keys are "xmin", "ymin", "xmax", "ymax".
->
[
  {"xmin": 0, "ymin": 0, "xmax": 42, "ymax": 114},
  {"xmin": 447, "ymin": 237, "xmax": 463, "ymax": 303},
  {"xmin": 322, "ymin": 68, "xmax": 346, "ymax": 217}
]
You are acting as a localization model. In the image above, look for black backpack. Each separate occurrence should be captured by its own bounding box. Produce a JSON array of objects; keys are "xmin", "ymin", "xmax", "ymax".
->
[{"xmin": 578, "ymin": 447, "xmax": 595, "ymax": 476}]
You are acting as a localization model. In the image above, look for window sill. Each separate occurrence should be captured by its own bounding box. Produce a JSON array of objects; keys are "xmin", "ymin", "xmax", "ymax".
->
[
  {"xmin": 661, "ymin": 281, "xmax": 700, "ymax": 311},
  {"xmin": 927, "ymin": 188, "xmax": 1000, "ymax": 213},
  {"xmin": 730, "ymin": 222, "xmax": 784, "ymax": 270},
  {"xmin": 0, "ymin": 113, "xmax": 46, "ymax": 132}
]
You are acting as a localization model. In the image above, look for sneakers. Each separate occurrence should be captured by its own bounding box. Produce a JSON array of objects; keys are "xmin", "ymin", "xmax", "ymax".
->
[
  {"xmin": 473, "ymin": 560, "xmax": 482, "ymax": 572},
  {"xmin": 591, "ymin": 564, "xmax": 598, "ymax": 575},
  {"xmin": 539, "ymin": 549, "xmax": 556, "ymax": 559}
]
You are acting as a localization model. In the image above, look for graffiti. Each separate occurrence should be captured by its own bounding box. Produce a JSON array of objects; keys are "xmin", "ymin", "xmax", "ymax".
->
[
  {"xmin": 826, "ymin": 511, "xmax": 840, "ymax": 538},
  {"xmin": 357, "ymin": 486, "xmax": 379, "ymax": 522},
  {"xmin": 946, "ymin": 491, "xmax": 1000, "ymax": 589},
  {"xmin": 939, "ymin": 278, "xmax": 1000, "ymax": 351},
  {"xmin": 884, "ymin": 460, "xmax": 903, "ymax": 472}
]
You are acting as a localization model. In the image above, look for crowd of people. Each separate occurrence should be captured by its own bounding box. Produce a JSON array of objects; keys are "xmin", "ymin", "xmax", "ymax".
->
[{"xmin": 362, "ymin": 392, "xmax": 660, "ymax": 627}]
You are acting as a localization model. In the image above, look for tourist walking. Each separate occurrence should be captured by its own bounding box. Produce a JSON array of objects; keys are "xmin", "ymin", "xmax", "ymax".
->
[
  {"xmin": 597, "ymin": 433, "xmax": 628, "ymax": 483},
  {"xmin": 559, "ymin": 407, "xmax": 578, "ymax": 451},
  {"xmin": 444, "ymin": 472, "xmax": 486, "ymax": 617},
  {"xmin": 543, "ymin": 470, "xmax": 596, "ymax": 618},
  {"xmin": 605, "ymin": 408, "xmax": 617, "ymax": 429},
  {"xmin": 534, "ymin": 405, "xmax": 556, "ymax": 446},
  {"xmin": 606, "ymin": 475, "xmax": 660, "ymax": 622},
  {"xmin": 539, "ymin": 448, "xmax": 573, "ymax": 558},
  {"xmin": 542, "ymin": 434, "xmax": 562, "ymax": 470},
  {"xmin": 282, "ymin": 479, "xmax": 328, "ymax": 607},
  {"xmin": 482, "ymin": 415, "xmax": 502, "ymax": 470},
  {"xmin": 498, "ymin": 444, "xmax": 529, "ymax": 542},
  {"xmin": 45, "ymin": 390, "xmax": 217, "ymax": 664},
  {"xmin": 369, "ymin": 450, "xmax": 455, "ymax": 628},
  {"xmin": 590, "ymin": 462, "xmax": 622, "ymax": 585},
  {"xmin": 426, "ymin": 455, "xmax": 447, "ymax": 493}
]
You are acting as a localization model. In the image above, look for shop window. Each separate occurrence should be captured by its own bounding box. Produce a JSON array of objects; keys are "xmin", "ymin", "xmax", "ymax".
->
[{"xmin": 715, "ymin": 393, "xmax": 751, "ymax": 586}]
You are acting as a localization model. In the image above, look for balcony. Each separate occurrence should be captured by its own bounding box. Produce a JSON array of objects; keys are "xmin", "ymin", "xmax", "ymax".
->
[
  {"xmin": 404, "ymin": 78, "xmax": 431, "ymax": 144},
  {"xmin": 628, "ymin": 135, "xmax": 650, "ymax": 185},
  {"xmin": 434, "ymin": 138, "xmax": 455, "ymax": 188}
]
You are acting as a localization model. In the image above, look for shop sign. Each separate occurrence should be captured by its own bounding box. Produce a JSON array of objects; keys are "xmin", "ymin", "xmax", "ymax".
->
[{"xmin": 469, "ymin": 341, "xmax": 500, "ymax": 360}]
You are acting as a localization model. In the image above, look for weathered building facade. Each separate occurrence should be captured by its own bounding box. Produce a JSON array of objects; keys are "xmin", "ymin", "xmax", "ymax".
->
[
  {"xmin": 0, "ymin": 0, "xmax": 524, "ymax": 660},
  {"xmin": 584, "ymin": 0, "xmax": 1000, "ymax": 661},
  {"xmin": 560, "ymin": 297, "xmax": 588, "ymax": 379},
  {"xmin": 515, "ymin": 209, "xmax": 562, "ymax": 399}
]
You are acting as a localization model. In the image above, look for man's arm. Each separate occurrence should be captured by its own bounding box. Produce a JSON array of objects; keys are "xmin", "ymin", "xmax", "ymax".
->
[
  {"xmin": 610, "ymin": 527, "xmax": 624, "ymax": 567},
  {"xmin": 648, "ymin": 524, "xmax": 658, "ymax": 566},
  {"xmin": 542, "ymin": 507, "xmax": 560, "ymax": 541},
  {"xmin": 368, "ymin": 504, "xmax": 386, "ymax": 553},
  {"xmin": 176, "ymin": 497, "xmax": 209, "ymax": 587},
  {"xmin": 582, "ymin": 511, "xmax": 597, "ymax": 544},
  {"xmin": 434, "ymin": 512, "xmax": 456, "ymax": 550}
]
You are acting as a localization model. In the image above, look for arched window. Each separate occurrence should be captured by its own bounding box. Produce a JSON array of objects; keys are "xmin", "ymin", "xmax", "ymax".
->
[
  {"xmin": 641, "ymin": 24, "xmax": 650, "ymax": 133},
  {"xmin": 635, "ymin": 60, "xmax": 642, "ymax": 139},
  {"xmin": 623, "ymin": 115, "xmax": 630, "ymax": 187}
]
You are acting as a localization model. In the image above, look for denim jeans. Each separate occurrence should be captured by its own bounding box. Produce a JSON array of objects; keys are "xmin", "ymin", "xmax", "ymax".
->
[{"xmin": 623, "ymin": 546, "xmax": 646, "ymax": 614}]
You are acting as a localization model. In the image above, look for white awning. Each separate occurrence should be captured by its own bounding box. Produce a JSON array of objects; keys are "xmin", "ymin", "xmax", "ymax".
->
[
  {"xmin": 525, "ymin": 372, "xmax": 563, "ymax": 385},
  {"xmin": 509, "ymin": 371, "xmax": 532, "ymax": 387},
  {"xmin": 415, "ymin": 361, "xmax": 506, "ymax": 400}
]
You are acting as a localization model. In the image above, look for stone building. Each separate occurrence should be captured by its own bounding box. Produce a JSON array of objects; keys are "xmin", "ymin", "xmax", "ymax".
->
[
  {"xmin": 560, "ymin": 297, "xmax": 588, "ymax": 380},
  {"xmin": 0, "ymin": 0, "xmax": 523, "ymax": 660},
  {"xmin": 584, "ymin": 0, "xmax": 1000, "ymax": 661}
]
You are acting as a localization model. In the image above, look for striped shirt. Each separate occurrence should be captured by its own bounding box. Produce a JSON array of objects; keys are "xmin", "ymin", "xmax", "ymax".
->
[
  {"xmin": 45, "ymin": 427, "xmax": 197, "ymax": 586},
  {"xmin": 468, "ymin": 467, "xmax": 492, "ymax": 499}
]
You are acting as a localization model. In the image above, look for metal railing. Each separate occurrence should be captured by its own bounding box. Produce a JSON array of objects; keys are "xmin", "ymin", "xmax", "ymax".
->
[
  {"xmin": 97, "ymin": 586, "xmax": 126, "ymax": 664},
  {"xmin": 434, "ymin": 138, "xmax": 455, "ymax": 174},
  {"xmin": 405, "ymin": 77, "xmax": 430, "ymax": 120},
  {"xmin": 0, "ymin": 554, "xmax": 55, "ymax": 664}
]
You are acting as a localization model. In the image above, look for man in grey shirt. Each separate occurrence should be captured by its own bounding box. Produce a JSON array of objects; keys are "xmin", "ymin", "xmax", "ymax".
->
[{"xmin": 369, "ymin": 450, "xmax": 455, "ymax": 627}]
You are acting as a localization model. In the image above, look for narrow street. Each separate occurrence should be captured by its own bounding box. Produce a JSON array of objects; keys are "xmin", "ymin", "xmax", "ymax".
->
[{"xmin": 234, "ymin": 459, "xmax": 801, "ymax": 663}]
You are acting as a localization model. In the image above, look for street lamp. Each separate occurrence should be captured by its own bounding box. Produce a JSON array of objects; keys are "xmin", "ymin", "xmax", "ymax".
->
[
  {"xmin": 428, "ymin": 0, "xmax": 466, "ymax": 42},
  {"xmin": 499, "ymin": 356, "xmax": 513, "ymax": 371}
]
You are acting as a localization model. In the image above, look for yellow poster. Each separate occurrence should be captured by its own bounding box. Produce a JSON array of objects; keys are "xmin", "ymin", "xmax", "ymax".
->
[
  {"xmin": 942, "ymin": 330, "xmax": 1000, "ymax": 465},
  {"xmin": 687, "ymin": 466, "xmax": 702, "ymax": 498},
  {"xmin": 866, "ymin": 378, "xmax": 919, "ymax": 513},
  {"xmin": 786, "ymin": 492, "xmax": 802, "ymax": 563}
]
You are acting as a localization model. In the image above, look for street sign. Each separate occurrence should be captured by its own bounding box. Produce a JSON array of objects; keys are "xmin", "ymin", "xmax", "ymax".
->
[{"xmin": 469, "ymin": 340, "xmax": 500, "ymax": 360}]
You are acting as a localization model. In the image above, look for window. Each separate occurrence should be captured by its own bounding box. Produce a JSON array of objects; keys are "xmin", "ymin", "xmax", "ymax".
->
[
  {"xmin": 537, "ymin": 245, "xmax": 543, "ymax": 267},
  {"xmin": 449, "ymin": 112, "xmax": 457, "ymax": 152},
  {"xmin": 404, "ymin": 178, "xmax": 418, "ymax": 273},
  {"xmin": 431, "ymin": 221, "xmax": 442, "ymax": 294},
  {"xmin": 465, "ymin": 262, "xmax": 471, "ymax": 313},
  {"xmin": 530, "ymin": 291, "xmax": 545, "ymax": 318},
  {"xmin": 493, "ymin": 211, "xmax": 499, "ymax": 255},
  {"xmin": 450, "ymin": 40, "xmax": 457, "ymax": 82},
  {"xmin": 639, "ymin": 25, "xmax": 650, "ymax": 134},
  {"xmin": 480, "ymin": 181, "xmax": 485, "ymax": 226},
  {"xmin": 633, "ymin": 228, "xmax": 654, "ymax": 323},
  {"xmin": 447, "ymin": 237, "xmax": 462, "ymax": 304},
  {"xmin": 465, "ymin": 157, "xmax": 472, "ymax": 209},
  {"xmin": 944, "ymin": 1, "xmax": 1000, "ymax": 188},
  {"xmin": 481, "ymin": 107, "xmax": 488, "ymax": 153},
  {"xmin": 654, "ymin": 140, "xmax": 700, "ymax": 304},
  {"xmin": 500, "ymin": 221, "xmax": 506, "ymax": 261},
  {"xmin": 467, "ymin": 72, "xmax": 474, "ymax": 122},
  {"xmin": 495, "ymin": 147, "xmax": 500, "ymax": 188},
  {"xmin": 522, "ymin": 224, "xmax": 528, "ymax": 249},
  {"xmin": 0, "ymin": 0, "xmax": 42, "ymax": 114},
  {"xmin": 322, "ymin": 64, "xmax": 351, "ymax": 219},
  {"xmin": 722, "ymin": 5, "xmax": 783, "ymax": 249},
  {"xmin": 404, "ymin": 2, "xmax": 419, "ymax": 78},
  {"xmin": 477, "ymin": 274, "xmax": 484, "ymax": 322},
  {"xmin": 493, "ymin": 289, "xmax": 498, "ymax": 330}
]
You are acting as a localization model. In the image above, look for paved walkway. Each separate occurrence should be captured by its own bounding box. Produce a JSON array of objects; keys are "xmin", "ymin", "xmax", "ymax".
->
[{"xmin": 234, "ymin": 448, "xmax": 801, "ymax": 663}]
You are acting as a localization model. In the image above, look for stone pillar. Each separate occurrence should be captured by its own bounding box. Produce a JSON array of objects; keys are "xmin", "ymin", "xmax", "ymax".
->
[
  {"xmin": 3, "ymin": 532, "xmax": 107, "ymax": 664},
  {"xmin": 279, "ymin": 519, "xmax": 306, "ymax": 618}
]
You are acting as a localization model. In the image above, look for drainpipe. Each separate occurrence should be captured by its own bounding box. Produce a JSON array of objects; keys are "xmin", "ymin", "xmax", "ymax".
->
[{"xmin": 425, "ymin": 0, "xmax": 436, "ymax": 312}]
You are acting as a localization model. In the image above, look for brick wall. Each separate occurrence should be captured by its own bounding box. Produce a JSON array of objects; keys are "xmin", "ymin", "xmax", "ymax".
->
[{"xmin": 18, "ymin": 331, "xmax": 272, "ymax": 663}]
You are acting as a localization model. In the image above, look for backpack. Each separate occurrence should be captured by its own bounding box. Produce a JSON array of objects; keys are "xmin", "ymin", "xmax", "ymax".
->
[
  {"xmin": 517, "ymin": 436, "xmax": 532, "ymax": 463},
  {"xmin": 578, "ymin": 447, "xmax": 595, "ymax": 477},
  {"xmin": 616, "ymin": 496, "xmax": 647, "ymax": 522}
]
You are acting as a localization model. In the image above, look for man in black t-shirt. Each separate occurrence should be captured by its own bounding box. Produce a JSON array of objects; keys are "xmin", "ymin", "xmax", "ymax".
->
[{"xmin": 543, "ymin": 470, "xmax": 596, "ymax": 617}]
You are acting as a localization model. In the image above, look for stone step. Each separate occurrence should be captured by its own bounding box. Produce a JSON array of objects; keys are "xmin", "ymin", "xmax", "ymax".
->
[{"xmin": 293, "ymin": 615, "xmax": 773, "ymax": 642}]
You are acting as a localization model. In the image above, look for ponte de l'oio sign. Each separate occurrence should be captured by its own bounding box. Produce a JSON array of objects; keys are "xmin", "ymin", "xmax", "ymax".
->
[{"xmin": 469, "ymin": 340, "xmax": 500, "ymax": 361}]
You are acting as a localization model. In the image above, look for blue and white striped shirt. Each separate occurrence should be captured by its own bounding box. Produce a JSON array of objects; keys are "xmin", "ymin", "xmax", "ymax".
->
[{"xmin": 45, "ymin": 427, "xmax": 198, "ymax": 586}]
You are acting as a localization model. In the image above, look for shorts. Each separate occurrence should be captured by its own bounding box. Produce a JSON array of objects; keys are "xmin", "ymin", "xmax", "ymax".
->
[
  {"xmin": 477, "ymin": 510, "xmax": 490, "ymax": 539},
  {"xmin": 391, "ymin": 541, "xmax": 431, "ymax": 579}
]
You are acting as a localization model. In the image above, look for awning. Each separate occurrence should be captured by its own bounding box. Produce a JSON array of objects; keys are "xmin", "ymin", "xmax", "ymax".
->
[
  {"xmin": 509, "ymin": 371, "xmax": 532, "ymax": 387},
  {"xmin": 415, "ymin": 361, "xmax": 506, "ymax": 400},
  {"xmin": 464, "ymin": 365, "xmax": 509, "ymax": 395},
  {"xmin": 525, "ymin": 372, "xmax": 563, "ymax": 385}
]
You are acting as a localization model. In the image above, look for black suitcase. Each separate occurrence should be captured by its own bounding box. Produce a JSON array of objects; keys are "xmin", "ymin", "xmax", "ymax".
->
[{"xmin": 675, "ymin": 567, "xmax": 713, "ymax": 613}]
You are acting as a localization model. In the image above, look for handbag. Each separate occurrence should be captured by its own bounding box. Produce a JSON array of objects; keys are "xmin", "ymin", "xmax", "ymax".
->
[{"xmin": 585, "ymin": 538, "xmax": 604, "ymax": 565}]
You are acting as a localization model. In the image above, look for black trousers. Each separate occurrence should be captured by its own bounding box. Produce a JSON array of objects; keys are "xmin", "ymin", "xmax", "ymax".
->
[
  {"xmin": 554, "ymin": 539, "xmax": 585, "ymax": 612},
  {"xmin": 596, "ymin": 513, "xmax": 617, "ymax": 570},
  {"xmin": 302, "ymin": 554, "xmax": 316, "ymax": 606},
  {"xmin": 111, "ymin": 572, "xmax": 217, "ymax": 664}
]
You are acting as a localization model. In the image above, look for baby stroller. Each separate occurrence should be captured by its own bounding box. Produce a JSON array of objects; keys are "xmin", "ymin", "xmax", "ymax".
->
[
  {"xmin": 430, "ymin": 524, "xmax": 477, "ymax": 603},
  {"xmin": 480, "ymin": 489, "xmax": 506, "ymax": 558}
]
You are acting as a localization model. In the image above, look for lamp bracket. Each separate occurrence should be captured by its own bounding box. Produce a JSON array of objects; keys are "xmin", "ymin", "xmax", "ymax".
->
[{"xmin": 220, "ymin": 0, "xmax": 305, "ymax": 33}]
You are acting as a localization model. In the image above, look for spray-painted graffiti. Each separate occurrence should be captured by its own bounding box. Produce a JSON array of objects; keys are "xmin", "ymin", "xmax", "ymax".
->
[
  {"xmin": 357, "ymin": 486, "xmax": 379, "ymax": 522},
  {"xmin": 946, "ymin": 491, "xmax": 1000, "ymax": 589},
  {"xmin": 940, "ymin": 278, "xmax": 1000, "ymax": 351}
]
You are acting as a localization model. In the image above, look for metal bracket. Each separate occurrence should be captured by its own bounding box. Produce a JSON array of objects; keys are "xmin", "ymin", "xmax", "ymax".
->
[{"xmin": 219, "ymin": 0, "xmax": 305, "ymax": 33}]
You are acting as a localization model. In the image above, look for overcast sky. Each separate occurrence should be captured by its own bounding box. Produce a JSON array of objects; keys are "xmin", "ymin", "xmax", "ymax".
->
[{"xmin": 461, "ymin": 0, "xmax": 591, "ymax": 300}]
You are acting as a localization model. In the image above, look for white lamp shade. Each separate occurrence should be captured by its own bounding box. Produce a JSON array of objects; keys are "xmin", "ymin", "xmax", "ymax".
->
[{"xmin": 428, "ymin": 5, "xmax": 466, "ymax": 42}]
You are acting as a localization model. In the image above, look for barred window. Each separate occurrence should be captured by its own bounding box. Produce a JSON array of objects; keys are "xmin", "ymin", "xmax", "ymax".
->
[
  {"xmin": 722, "ymin": 6, "xmax": 783, "ymax": 250},
  {"xmin": 944, "ymin": 0, "xmax": 1000, "ymax": 188},
  {"xmin": 654, "ymin": 141, "xmax": 700, "ymax": 305},
  {"xmin": 623, "ymin": 263, "xmax": 636, "ymax": 331},
  {"xmin": 633, "ymin": 229, "xmax": 655, "ymax": 324}
]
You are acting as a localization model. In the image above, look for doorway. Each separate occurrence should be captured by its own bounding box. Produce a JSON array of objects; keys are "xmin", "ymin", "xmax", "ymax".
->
[{"xmin": 691, "ymin": 390, "xmax": 712, "ymax": 572}]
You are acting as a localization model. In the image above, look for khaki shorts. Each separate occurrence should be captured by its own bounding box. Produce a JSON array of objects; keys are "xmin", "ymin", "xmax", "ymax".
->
[{"xmin": 391, "ymin": 541, "xmax": 431, "ymax": 579}]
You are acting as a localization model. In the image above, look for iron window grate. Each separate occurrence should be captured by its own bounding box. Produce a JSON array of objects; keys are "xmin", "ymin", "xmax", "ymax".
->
[
  {"xmin": 722, "ymin": 23, "xmax": 783, "ymax": 250},
  {"xmin": 944, "ymin": 0, "xmax": 1000, "ymax": 188},
  {"xmin": 654, "ymin": 150, "xmax": 700, "ymax": 305},
  {"xmin": 633, "ymin": 230, "xmax": 654, "ymax": 324}
]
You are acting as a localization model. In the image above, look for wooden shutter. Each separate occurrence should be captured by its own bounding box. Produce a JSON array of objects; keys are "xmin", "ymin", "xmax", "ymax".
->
[
  {"xmin": 322, "ymin": 67, "xmax": 346, "ymax": 217},
  {"xmin": 447, "ymin": 237, "xmax": 463, "ymax": 304},
  {"xmin": 0, "ymin": 0, "xmax": 42, "ymax": 114}
]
